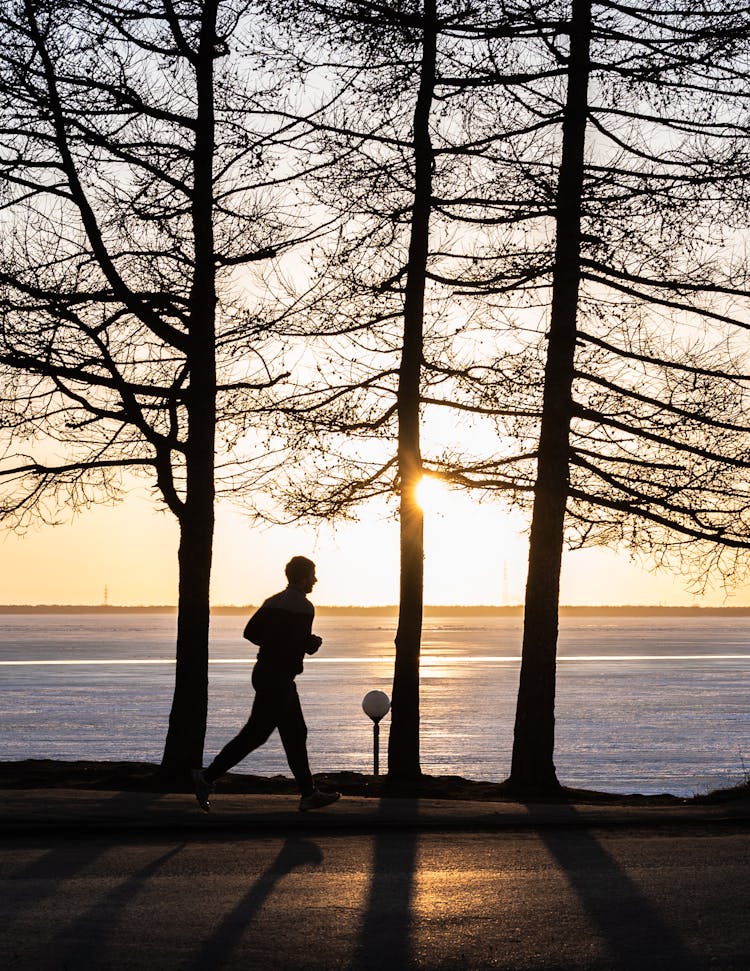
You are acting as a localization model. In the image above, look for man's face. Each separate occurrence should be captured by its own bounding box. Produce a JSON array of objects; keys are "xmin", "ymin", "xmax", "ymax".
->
[{"xmin": 300, "ymin": 568, "xmax": 317, "ymax": 594}]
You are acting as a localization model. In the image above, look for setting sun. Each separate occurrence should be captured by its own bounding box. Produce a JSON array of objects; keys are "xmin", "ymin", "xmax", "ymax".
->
[{"xmin": 414, "ymin": 475, "xmax": 451, "ymax": 514}]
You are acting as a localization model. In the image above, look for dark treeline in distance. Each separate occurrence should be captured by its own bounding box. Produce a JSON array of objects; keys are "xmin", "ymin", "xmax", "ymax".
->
[
  {"xmin": 2, "ymin": 0, "xmax": 750, "ymax": 790},
  {"xmin": 4, "ymin": 604, "xmax": 750, "ymax": 617}
]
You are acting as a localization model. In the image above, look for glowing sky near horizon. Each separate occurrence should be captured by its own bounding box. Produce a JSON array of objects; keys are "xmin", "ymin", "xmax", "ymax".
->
[{"xmin": 3, "ymin": 476, "xmax": 748, "ymax": 608}]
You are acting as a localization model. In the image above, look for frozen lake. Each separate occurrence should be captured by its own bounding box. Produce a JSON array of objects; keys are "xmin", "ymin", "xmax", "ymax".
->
[{"xmin": 1, "ymin": 612, "xmax": 749, "ymax": 796}]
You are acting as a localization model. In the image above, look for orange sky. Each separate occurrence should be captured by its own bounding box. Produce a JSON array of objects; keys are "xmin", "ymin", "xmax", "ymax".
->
[{"xmin": 3, "ymin": 480, "xmax": 747, "ymax": 607}]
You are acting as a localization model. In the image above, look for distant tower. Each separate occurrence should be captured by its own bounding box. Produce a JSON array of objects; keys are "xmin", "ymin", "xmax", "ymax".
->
[
  {"xmin": 502, "ymin": 561, "xmax": 509, "ymax": 606},
  {"xmin": 103, "ymin": 584, "xmax": 109, "ymax": 607}
]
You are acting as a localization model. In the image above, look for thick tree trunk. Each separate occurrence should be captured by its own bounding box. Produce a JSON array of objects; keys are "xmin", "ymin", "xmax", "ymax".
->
[
  {"xmin": 388, "ymin": 0, "xmax": 437, "ymax": 782},
  {"xmin": 160, "ymin": 2, "xmax": 218, "ymax": 782},
  {"xmin": 509, "ymin": 0, "xmax": 592, "ymax": 793},
  {"xmin": 161, "ymin": 496, "xmax": 215, "ymax": 778}
]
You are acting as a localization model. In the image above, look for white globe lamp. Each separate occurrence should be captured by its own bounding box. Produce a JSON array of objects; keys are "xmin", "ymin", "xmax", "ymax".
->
[{"xmin": 362, "ymin": 690, "xmax": 391, "ymax": 775}]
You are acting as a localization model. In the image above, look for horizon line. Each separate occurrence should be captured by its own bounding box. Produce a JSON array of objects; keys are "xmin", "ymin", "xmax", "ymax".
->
[{"xmin": 2, "ymin": 603, "xmax": 750, "ymax": 616}]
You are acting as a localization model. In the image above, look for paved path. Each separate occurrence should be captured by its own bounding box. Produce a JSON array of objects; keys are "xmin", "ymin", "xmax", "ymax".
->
[
  {"xmin": 3, "ymin": 825, "xmax": 750, "ymax": 970},
  {"xmin": 2, "ymin": 787, "xmax": 749, "ymax": 835},
  {"xmin": 2, "ymin": 789, "xmax": 750, "ymax": 969}
]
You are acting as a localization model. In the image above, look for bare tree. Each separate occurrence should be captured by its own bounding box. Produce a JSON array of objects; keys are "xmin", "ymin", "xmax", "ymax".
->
[
  {"xmin": 264, "ymin": 0, "xmax": 441, "ymax": 780},
  {"xmin": 0, "ymin": 0, "xmax": 306, "ymax": 779},
  {"xmin": 443, "ymin": 0, "xmax": 750, "ymax": 791},
  {"xmin": 255, "ymin": 0, "xmax": 548, "ymax": 780}
]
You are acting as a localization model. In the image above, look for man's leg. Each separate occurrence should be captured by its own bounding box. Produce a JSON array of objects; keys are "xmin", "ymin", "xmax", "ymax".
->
[
  {"xmin": 276, "ymin": 682, "xmax": 314, "ymax": 796},
  {"xmin": 203, "ymin": 681, "xmax": 279, "ymax": 785},
  {"xmin": 277, "ymin": 684, "xmax": 340, "ymax": 811}
]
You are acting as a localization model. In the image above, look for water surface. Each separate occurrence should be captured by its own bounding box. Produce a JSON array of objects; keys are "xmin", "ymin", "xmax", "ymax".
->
[{"xmin": 1, "ymin": 613, "xmax": 748, "ymax": 795}]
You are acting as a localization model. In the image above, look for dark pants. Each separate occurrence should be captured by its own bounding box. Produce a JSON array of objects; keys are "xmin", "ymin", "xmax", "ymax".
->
[{"xmin": 204, "ymin": 663, "xmax": 313, "ymax": 794}]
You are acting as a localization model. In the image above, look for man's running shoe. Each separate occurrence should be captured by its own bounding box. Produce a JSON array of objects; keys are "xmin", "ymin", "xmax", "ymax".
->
[
  {"xmin": 191, "ymin": 768, "xmax": 214, "ymax": 813},
  {"xmin": 299, "ymin": 787, "xmax": 341, "ymax": 812}
]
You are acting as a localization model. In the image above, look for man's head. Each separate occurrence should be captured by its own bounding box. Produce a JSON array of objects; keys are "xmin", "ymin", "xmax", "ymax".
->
[{"xmin": 285, "ymin": 555, "xmax": 317, "ymax": 593}]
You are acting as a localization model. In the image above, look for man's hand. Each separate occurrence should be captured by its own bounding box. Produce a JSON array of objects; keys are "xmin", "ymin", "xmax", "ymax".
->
[{"xmin": 306, "ymin": 634, "xmax": 323, "ymax": 655}]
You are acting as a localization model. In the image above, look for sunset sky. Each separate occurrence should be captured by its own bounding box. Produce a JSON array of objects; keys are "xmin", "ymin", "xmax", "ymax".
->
[{"xmin": 3, "ymin": 476, "xmax": 747, "ymax": 607}]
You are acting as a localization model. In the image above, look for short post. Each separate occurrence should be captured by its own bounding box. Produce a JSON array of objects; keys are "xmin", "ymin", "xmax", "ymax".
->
[{"xmin": 362, "ymin": 690, "xmax": 391, "ymax": 776}]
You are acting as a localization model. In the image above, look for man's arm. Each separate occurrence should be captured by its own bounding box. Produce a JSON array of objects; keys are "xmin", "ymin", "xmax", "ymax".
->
[{"xmin": 243, "ymin": 605, "xmax": 268, "ymax": 645}]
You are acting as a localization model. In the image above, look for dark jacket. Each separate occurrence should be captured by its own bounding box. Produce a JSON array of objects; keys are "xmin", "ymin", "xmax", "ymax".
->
[{"xmin": 243, "ymin": 586, "xmax": 321, "ymax": 677}]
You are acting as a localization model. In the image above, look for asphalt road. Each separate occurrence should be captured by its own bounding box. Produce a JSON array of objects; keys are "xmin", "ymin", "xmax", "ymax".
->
[{"xmin": 2, "ymin": 826, "xmax": 749, "ymax": 970}]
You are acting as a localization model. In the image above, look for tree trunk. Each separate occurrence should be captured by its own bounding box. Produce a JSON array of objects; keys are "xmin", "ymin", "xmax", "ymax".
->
[
  {"xmin": 161, "ymin": 497, "xmax": 215, "ymax": 778},
  {"xmin": 509, "ymin": 0, "xmax": 592, "ymax": 793},
  {"xmin": 160, "ymin": 2, "xmax": 218, "ymax": 782},
  {"xmin": 388, "ymin": 0, "xmax": 437, "ymax": 782}
]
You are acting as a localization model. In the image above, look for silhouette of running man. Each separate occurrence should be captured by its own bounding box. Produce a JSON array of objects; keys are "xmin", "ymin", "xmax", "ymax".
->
[{"xmin": 192, "ymin": 556, "xmax": 340, "ymax": 813}]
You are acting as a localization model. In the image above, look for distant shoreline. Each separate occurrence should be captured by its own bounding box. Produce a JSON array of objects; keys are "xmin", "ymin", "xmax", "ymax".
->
[{"xmin": 2, "ymin": 603, "xmax": 750, "ymax": 617}]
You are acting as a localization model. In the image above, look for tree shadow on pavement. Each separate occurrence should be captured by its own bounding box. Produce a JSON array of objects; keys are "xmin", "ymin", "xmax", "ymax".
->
[
  {"xmin": 532, "ymin": 802, "xmax": 702, "ymax": 970},
  {"xmin": 186, "ymin": 836, "xmax": 324, "ymax": 971},
  {"xmin": 57, "ymin": 842, "xmax": 185, "ymax": 967},
  {"xmin": 354, "ymin": 799, "xmax": 419, "ymax": 970},
  {"xmin": 1, "ymin": 789, "xmax": 163, "ymax": 928}
]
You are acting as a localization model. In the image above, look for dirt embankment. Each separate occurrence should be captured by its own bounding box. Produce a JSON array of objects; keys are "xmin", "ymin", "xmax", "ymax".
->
[{"xmin": 3, "ymin": 758, "xmax": 748, "ymax": 806}]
